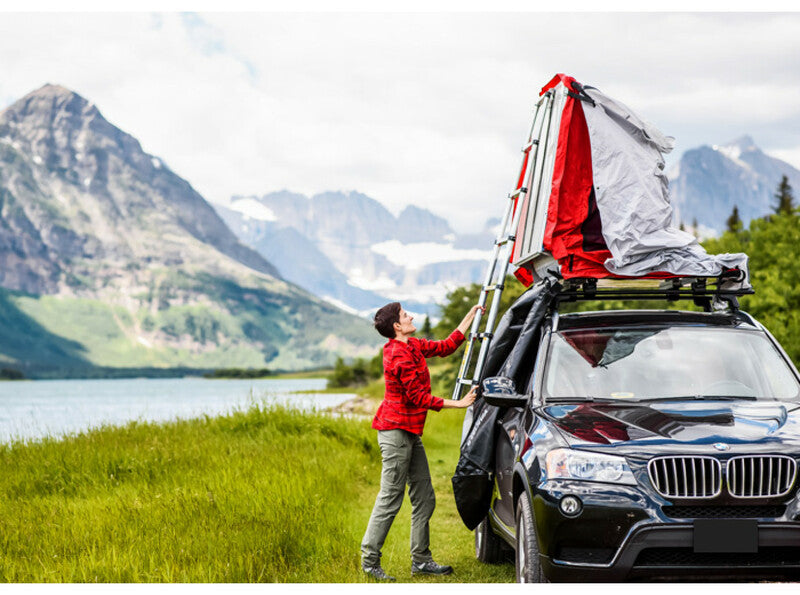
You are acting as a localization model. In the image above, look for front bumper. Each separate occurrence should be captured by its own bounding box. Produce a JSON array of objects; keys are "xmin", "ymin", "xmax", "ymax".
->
[
  {"xmin": 542, "ymin": 523, "xmax": 800, "ymax": 582},
  {"xmin": 532, "ymin": 480, "xmax": 800, "ymax": 581}
]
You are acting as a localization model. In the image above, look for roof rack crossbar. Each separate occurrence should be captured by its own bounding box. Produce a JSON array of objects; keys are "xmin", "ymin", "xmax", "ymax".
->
[
  {"xmin": 555, "ymin": 288, "xmax": 753, "ymax": 301},
  {"xmin": 554, "ymin": 280, "xmax": 753, "ymax": 313}
]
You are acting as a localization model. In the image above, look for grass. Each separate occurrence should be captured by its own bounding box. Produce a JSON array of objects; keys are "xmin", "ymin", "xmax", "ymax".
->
[{"xmin": 0, "ymin": 386, "xmax": 515, "ymax": 583}]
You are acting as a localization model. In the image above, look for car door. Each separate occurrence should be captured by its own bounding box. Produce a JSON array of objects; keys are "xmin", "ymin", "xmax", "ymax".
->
[{"xmin": 493, "ymin": 408, "xmax": 524, "ymax": 528}]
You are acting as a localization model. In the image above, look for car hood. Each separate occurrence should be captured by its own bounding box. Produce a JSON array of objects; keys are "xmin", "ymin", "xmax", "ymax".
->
[{"xmin": 540, "ymin": 400, "xmax": 800, "ymax": 455}]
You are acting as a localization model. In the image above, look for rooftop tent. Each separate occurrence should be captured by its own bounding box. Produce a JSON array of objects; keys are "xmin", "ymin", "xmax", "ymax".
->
[{"xmin": 510, "ymin": 74, "xmax": 749, "ymax": 287}]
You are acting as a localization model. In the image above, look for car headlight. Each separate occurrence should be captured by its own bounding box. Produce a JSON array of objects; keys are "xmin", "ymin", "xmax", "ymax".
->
[{"xmin": 545, "ymin": 448, "xmax": 637, "ymax": 485}]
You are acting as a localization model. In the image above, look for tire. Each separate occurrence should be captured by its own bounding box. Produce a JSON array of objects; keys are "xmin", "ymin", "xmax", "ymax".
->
[
  {"xmin": 515, "ymin": 491, "xmax": 545, "ymax": 583},
  {"xmin": 474, "ymin": 517, "xmax": 506, "ymax": 563}
]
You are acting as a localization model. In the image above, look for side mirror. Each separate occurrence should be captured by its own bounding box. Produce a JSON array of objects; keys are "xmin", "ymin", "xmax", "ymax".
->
[{"xmin": 481, "ymin": 376, "xmax": 528, "ymax": 408}]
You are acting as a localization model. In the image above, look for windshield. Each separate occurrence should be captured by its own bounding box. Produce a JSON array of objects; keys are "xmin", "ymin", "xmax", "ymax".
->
[{"xmin": 543, "ymin": 326, "xmax": 800, "ymax": 402}]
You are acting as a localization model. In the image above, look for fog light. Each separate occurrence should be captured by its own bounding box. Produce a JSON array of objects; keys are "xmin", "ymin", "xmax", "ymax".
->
[{"xmin": 560, "ymin": 495, "xmax": 582, "ymax": 516}]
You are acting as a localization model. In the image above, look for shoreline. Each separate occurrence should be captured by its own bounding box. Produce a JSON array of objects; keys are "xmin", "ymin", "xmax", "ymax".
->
[{"xmin": 0, "ymin": 377, "xmax": 344, "ymax": 446}]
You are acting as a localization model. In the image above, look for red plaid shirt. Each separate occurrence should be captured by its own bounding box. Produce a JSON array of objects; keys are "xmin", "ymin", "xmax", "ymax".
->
[{"xmin": 372, "ymin": 329, "xmax": 465, "ymax": 436}]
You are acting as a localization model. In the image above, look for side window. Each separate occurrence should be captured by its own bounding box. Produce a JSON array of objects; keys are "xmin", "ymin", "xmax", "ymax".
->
[{"xmin": 527, "ymin": 328, "xmax": 550, "ymax": 397}]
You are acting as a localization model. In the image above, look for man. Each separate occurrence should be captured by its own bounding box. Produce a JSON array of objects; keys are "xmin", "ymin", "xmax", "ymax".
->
[{"xmin": 360, "ymin": 302, "xmax": 483, "ymax": 581}]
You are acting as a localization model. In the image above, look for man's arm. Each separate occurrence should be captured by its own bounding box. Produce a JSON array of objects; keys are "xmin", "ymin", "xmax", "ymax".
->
[
  {"xmin": 417, "ymin": 304, "xmax": 485, "ymax": 358},
  {"xmin": 456, "ymin": 304, "xmax": 485, "ymax": 336},
  {"xmin": 440, "ymin": 386, "xmax": 477, "ymax": 409},
  {"xmin": 416, "ymin": 330, "xmax": 464, "ymax": 358}
]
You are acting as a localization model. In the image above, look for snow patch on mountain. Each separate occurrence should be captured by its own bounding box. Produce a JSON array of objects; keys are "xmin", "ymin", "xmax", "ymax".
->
[
  {"xmin": 370, "ymin": 240, "xmax": 490, "ymax": 270},
  {"xmin": 229, "ymin": 197, "xmax": 277, "ymax": 222},
  {"xmin": 347, "ymin": 269, "xmax": 397, "ymax": 292},
  {"xmin": 385, "ymin": 283, "xmax": 458, "ymax": 306},
  {"xmin": 713, "ymin": 143, "xmax": 751, "ymax": 171},
  {"xmin": 321, "ymin": 295, "xmax": 360, "ymax": 316}
]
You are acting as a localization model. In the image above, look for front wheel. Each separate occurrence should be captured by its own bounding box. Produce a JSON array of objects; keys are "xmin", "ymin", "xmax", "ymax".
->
[{"xmin": 515, "ymin": 492, "xmax": 545, "ymax": 583}]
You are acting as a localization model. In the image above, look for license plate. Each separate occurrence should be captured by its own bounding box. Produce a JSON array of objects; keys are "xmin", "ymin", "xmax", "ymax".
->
[{"xmin": 693, "ymin": 519, "xmax": 758, "ymax": 553}]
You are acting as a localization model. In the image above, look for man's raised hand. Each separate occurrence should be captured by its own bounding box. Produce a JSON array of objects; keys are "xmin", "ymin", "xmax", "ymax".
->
[{"xmin": 457, "ymin": 304, "xmax": 486, "ymax": 335}]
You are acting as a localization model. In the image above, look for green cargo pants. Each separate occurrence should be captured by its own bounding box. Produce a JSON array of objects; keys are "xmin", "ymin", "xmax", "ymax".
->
[{"xmin": 360, "ymin": 429, "xmax": 436, "ymax": 569}]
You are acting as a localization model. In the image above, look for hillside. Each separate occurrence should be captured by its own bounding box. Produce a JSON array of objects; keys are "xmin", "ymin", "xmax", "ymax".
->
[{"xmin": 0, "ymin": 85, "xmax": 379, "ymax": 376}]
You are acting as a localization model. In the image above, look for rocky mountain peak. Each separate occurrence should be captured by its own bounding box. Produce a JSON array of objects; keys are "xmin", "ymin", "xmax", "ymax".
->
[
  {"xmin": 0, "ymin": 82, "xmax": 146, "ymax": 180},
  {"xmin": 4, "ymin": 83, "xmax": 100, "ymax": 131},
  {"xmin": 671, "ymin": 135, "xmax": 800, "ymax": 233},
  {"xmin": 396, "ymin": 204, "xmax": 453, "ymax": 242},
  {"xmin": 12, "ymin": 83, "xmax": 89, "ymax": 110},
  {"xmin": 26, "ymin": 83, "xmax": 84, "ymax": 104},
  {"xmin": 711, "ymin": 135, "xmax": 760, "ymax": 163},
  {"xmin": 0, "ymin": 83, "xmax": 281, "ymax": 295}
]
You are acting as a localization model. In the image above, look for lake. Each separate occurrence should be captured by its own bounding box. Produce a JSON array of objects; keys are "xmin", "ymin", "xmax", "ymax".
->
[{"xmin": 0, "ymin": 377, "xmax": 354, "ymax": 444}]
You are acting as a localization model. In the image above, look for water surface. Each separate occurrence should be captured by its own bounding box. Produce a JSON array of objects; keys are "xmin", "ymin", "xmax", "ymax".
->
[{"xmin": 0, "ymin": 377, "xmax": 352, "ymax": 444}]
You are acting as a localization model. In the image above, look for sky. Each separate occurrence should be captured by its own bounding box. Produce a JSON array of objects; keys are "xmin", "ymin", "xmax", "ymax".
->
[{"xmin": 0, "ymin": 10, "xmax": 799, "ymax": 232}]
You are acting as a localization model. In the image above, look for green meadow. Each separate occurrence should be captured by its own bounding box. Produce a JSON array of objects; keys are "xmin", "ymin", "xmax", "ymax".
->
[{"xmin": 0, "ymin": 388, "xmax": 514, "ymax": 583}]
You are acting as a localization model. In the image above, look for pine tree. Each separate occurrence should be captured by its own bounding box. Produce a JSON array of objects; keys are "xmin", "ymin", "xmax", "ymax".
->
[
  {"xmin": 692, "ymin": 217, "xmax": 699, "ymax": 238},
  {"xmin": 679, "ymin": 221, "xmax": 686, "ymax": 232},
  {"xmin": 773, "ymin": 175, "xmax": 796, "ymax": 215},
  {"xmin": 421, "ymin": 315, "xmax": 432, "ymax": 339},
  {"xmin": 726, "ymin": 205, "xmax": 743, "ymax": 234}
]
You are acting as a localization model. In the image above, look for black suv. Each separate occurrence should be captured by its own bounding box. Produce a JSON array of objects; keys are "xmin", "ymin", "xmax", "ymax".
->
[{"xmin": 470, "ymin": 288, "xmax": 800, "ymax": 582}]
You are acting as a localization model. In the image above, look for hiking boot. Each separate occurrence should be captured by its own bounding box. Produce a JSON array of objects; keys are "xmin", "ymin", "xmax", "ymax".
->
[
  {"xmin": 411, "ymin": 560, "xmax": 453, "ymax": 575},
  {"xmin": 363, "ymin": 565, "xmax": 396, "ymax": 581}
]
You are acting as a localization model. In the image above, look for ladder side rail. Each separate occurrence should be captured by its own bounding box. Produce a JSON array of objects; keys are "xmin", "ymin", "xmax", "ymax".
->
[
  {"xmin": 451, "ymin": 97, "xmax": 551, "ymax": 399},
  {"xmin": 528, "ymin": 87, "xmax": 569, "ymax": 262},
  {"xmin": 452, "ymin": 192, "xmax": 517, "ymax": 397},
  {"xmin": 520, "ymin": 90, "xmax": 558, "ymax": 257},
  {"xmin": 467, "ymin": 95, "xmax": 555, "ymax": 389},
  {"xmin": 513, "ymin": 91, "xmax": 555, "ymax": 262}
]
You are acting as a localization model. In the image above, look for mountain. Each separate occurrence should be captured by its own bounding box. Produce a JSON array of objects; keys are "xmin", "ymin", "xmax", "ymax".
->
[
  {"xmin": 395, "ymin": 205, "xmax": 453, "ymax": 243},
  {"xmin": 669, "ymin": 136, "xmax": 800, "ymax": 233},
  {"xmin": 0, "ymin": 84, "xmax": 379, "ymax": 376},
  {"xmin": 215, "ymin": 192, "xmax": 495, "ymax": 317}
]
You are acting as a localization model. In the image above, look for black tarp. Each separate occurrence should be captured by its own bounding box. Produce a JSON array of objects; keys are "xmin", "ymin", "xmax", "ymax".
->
[{"xmin": 451, "ymin": 279, "xmax": 561, "ymax": 530}]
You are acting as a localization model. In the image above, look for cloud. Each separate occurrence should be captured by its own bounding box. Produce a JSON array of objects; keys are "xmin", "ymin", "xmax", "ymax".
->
[{"xmin": 0, "ymin": 12, "xmax": 799, "ymax": 233}]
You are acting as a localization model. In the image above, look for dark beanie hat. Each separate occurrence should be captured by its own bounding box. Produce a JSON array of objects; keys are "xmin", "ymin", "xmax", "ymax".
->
[{"xmin": 374, "ymin": 302, "xmax": 401, "ymax": 339}]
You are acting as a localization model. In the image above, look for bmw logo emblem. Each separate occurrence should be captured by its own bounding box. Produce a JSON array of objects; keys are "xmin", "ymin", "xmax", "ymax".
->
[{"xmin": 713, "ymin": 443, "xmax": 730, "ymax": 451}]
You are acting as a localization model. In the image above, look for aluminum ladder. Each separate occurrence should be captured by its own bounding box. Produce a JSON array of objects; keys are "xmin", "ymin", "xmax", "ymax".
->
[{"xmin": 452, "ymin": 90, "xmax": 555, "ymax": 399}]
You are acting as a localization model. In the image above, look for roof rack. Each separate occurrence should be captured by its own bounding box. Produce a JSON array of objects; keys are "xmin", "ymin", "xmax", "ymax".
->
[{"xmin": 555, "ymin": 273, "xmax": 754, "ymax": 313}]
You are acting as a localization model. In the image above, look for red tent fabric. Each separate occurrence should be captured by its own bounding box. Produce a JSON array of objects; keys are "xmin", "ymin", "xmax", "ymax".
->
[
  {"xmin": 512, "ymin": 74, "xmax": 679, "ymax": 286},
  {"xmin": 540, "ymin": 74, "xmax": 612, "ymax": 279}
]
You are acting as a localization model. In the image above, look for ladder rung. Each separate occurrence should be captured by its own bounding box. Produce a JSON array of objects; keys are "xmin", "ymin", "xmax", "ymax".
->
[
  {"xmin": 483, "ymin": 283, "xmax": 505, "ymax": 292},
  {"xmin": 521, "ymin": 139, "xmax": 539, "ymax": 152},
  {"xmin": 495, "ymin": 234, "xmax": 516, "ymax": 246},
  {"xmin": 475, "ymin": 332, "xmax": 493, "ymax": 340},
  {"xmin": 457, "ymin": 378, "xmax": 477, "ymax": 386},
  {"xmin": 509, "ymin": 187, "xmax": 528, "ymax": 199}
]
